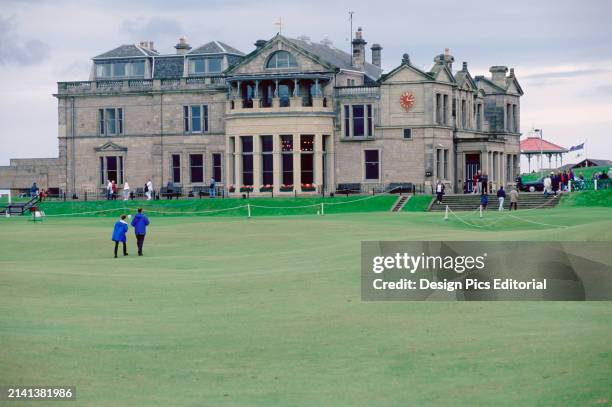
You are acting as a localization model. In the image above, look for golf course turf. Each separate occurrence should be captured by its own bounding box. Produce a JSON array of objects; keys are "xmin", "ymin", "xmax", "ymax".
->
[{"xmin": 1, "ymin": 200, "xmax": 611, "ymax": 406}]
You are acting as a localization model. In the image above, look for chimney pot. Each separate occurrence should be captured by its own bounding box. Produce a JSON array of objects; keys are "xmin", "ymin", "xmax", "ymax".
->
[
  {"xmin": 174, "ymin": 37, "xmax": 192, "ymax": 55},
  {"xmin": 462, "ymin": 61, "xmax": 468, "ymax": 71},
  {"xmin": 371, "ymin": 43, "xmax": 382, "ymax": 67}
]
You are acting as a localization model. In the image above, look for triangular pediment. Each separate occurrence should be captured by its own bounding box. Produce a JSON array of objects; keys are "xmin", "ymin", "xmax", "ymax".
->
[
  {"xmin": 506, "ymin": 76, "xmax": 524, "ymax": 95},
  {"xmin": 95, "ymin": 141, "xmax": 127, "ymax": 152},
  {"xmin": 379, "ymin": 63, "xmax": 433, "ymax": 84},
  {"xmin": 433, "ymin": 65, "xmax": 455, "ymax": 83}
]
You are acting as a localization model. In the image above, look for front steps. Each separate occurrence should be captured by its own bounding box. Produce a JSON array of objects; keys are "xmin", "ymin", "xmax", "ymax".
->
[
  {"xmin": 429, "ymin": 192, "xmax": 560, "ymax": 212},
  {"xmin": 391, "ymin": 195, "xmax": 409, "ymax": 212}
]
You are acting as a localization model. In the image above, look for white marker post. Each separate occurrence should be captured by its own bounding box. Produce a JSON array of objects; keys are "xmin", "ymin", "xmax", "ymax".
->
[
  {"xmin": 568, "ymin": 180, "xmax": 572, "ymax": 193},
  {"xmin": 247, "ymin": 203, "xmax": 251, "ymax": 218},
  {"xmin": 444, "ymin": 205, "xmax": 449, "ymax": 221},
  {"xmin": 594, "ymin": 179, "xmax": 598, "ymax": 191},
  {"xmin": 479, "ymin": 205, "xmax": 483, "ymax": 218},
  {"xmin": 321, "ymin": 203, "xmax": 324, "ymax": 216}
]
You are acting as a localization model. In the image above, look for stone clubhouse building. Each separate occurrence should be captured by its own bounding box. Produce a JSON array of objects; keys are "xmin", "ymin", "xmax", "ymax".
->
[{"xmin": 0, "ymin": 28, "xmax": 523, "ymax": 196}]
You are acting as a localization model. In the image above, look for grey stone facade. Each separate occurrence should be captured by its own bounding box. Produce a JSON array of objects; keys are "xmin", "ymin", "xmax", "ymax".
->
[{"xmin": 0, "ymin": 29, "xmax": 522, "ymax": 196}]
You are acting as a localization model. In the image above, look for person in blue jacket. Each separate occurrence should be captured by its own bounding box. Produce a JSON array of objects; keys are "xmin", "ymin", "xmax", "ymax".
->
[
  {"xmin": 131, "ymin": 208, "xmax": 150, "ymax": 256},
  {"xmin": 111, "ymin": 214, "xmax": 129, "ymax": 258}
]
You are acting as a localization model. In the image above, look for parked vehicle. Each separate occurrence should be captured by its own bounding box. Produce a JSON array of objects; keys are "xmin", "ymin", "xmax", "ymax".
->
[{"xmin": 519, "ymin": 178, "xmax": 544, "ymax": 192}]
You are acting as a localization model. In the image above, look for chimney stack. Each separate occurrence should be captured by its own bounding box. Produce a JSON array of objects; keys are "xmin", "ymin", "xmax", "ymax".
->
[
  {"xmin": 433, "ymin": 48, "xmax": 454, "ymax": 71},
  {"xmin": 174, "ymin": 37, "xmax": 191, "ymax": 55},
  {"xmin": 371, "ymin": 43, "xmax": 382, "ymax": 67},
  {"xmin": 351, "ymin": 27, "xmax": 366, "ymax": 70},
  {"xmin": 462, "ymin": 61, "xmax": 468, "ymax": 71},
  {"xmin": 490, "ymin": 66, "xmax": 508, "ymax": 86}
]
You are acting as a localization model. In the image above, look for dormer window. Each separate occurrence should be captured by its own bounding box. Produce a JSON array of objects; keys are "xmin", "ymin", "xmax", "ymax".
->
[
  {"xmin": 95, "ymin": 60, "xmax": 145, "ymax": 79},
  {"xmin": 266, "ymin": 51, "xmax": 297, "ymax": 69},
  {"xmin": 188, "ymin": 57, "xmax": 223, "ymax": 75}
]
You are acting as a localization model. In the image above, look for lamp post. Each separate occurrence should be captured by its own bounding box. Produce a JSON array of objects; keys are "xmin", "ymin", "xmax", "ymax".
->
[{"xmin": 535, "ymin": 128, "xmax": 543, "ymax": 179}]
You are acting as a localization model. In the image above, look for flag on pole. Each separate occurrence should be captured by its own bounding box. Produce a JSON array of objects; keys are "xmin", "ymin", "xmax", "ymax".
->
[{"xmin": 569, "ymin": 143, "xmax": 584, "ymax": 152}]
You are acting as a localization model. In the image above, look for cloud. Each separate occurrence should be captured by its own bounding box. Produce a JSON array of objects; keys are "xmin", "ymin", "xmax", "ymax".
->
[
  {"xmin": 523, "ymin": 69, "xmax": 612, "ymax": 80},
  {"xmin": 0, "ymin": 14, "xmax": 50, "ymax": 66}
]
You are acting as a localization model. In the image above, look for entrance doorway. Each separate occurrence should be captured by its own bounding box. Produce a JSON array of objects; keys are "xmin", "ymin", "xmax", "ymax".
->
[{"xmin": 465, "ymin": 153, "xmax": 480, "ymax": 193}]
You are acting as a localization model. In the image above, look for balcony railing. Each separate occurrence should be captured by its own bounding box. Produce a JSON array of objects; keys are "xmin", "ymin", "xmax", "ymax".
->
[
  {"xmin": 334, "ymin": 85, "xmax": 380, "ymax": 98},
  {"xmin": 228, "ymin": 96, "xmax": 331, "ymax": 113},
  {"xmin": 57, "ymin": 76, "xmax": 226, "ymax": 95}
]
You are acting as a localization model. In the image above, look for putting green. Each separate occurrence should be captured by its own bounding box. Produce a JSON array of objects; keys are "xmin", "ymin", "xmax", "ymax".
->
[{"xmin": 1, "ymin": 208, "xmax": 611, "ymax": 406}]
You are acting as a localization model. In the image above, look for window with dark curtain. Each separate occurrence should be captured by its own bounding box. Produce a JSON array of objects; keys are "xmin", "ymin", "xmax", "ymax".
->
[
  {"xmin": 364, "ymin": 150, "xmax": 379, "ymax": 180},
  {"xmin": 190, "ymin": 154, "xmax": 204, "ymax": 183},
  {"xmin": 281, "ymin": 135, "xmax": 293, "ymax": 185},
  {"xmin": 212, "ymin": 153, "xmax": 222, "ymax": 183},
  {"xmin": 172, "ymin": 154, "xmax": 181, "ymax": 183},
  {"xmin": 261, "ymin": 136, "xmax": 273, "ymax": 185},
  {"xmin": 352, "ymin": 105, "xmax": 364, "ymax": 137},
  {"xmin": 241, "ymin": 136, "xmax": 253, "ymax": 185},
  {"xmin": 344, "ymin": 105, "xmax": 350, "ymax": 137}
]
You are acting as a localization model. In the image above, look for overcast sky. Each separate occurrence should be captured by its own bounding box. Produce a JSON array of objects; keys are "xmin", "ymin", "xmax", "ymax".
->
[{"xmin": 0, "ymin": 0, "xmax": 611, "ymax": 170}]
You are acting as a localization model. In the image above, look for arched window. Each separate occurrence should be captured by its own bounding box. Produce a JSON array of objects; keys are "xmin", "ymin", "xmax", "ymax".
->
[{"xmin": 266, "ymin": 51, "xmax": 297, "ymax": 69}]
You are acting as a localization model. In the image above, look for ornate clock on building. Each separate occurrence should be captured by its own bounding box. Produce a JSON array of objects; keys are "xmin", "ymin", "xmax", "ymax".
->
[{"xmin": 400, "ymin": 91, "xmax": 415, "ymax": 111}]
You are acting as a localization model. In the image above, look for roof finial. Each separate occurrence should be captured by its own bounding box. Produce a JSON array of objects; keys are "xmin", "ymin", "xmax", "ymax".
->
[
  {"xmin": 402, "ymin": 53, "xmax": 410, "ymax": 65},
  {"xmin": 444, "ymin": 47, "xmax": 449, "ymax": 56}
]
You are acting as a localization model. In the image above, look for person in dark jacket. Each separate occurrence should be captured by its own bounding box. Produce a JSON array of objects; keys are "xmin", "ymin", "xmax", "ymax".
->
[
  {"xmin": 497, "ymin": 186, "xmax": 506, "ymax": 211},
  {"xmin": 480, "ymin": 193, "xmax": 488, "ymax": 211},
  {"xmin": 131, "ymin": 208, "xmax": 150, "ymax": 256},
  {"xmin": 111, "ymin": 215, "xmax": 129, "ymax": 258}
]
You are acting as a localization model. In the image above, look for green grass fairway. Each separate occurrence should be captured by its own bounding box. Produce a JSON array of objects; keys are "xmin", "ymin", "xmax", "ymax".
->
[{"xmin": 1, "ymin": 208, "xmax": 611, "ymax": 406}]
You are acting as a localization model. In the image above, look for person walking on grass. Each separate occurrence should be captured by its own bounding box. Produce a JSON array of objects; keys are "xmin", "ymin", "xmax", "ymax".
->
[
  {"xmin": 509, "ymin": 187, "xmax": 519, "ymax": 211},
  {"xmin": 497, "ymin": 186, "xmax": 506, "ymax": 212},
  {"xmin": 131, "ymin": 208, "xmax": 150, "ymax": 256},
  {"xmin": 435, "ymin": 180, "xmax": 445, "ymax": 204},
  {"xmin": 480, "ymin": 192, "xmax": 488, "ymax": 212},
  {"xmin": 111, "ymin": 215, "xmax": 129, "ymax": 258}
]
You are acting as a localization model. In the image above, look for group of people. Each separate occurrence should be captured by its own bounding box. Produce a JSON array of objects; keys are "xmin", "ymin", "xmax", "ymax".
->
[
  {"xmin": 478, "ymin": 186, "xmax": 520, "ymax": 212},
  {"xmin": 471, "ymin": 170, "xmax": 490, "ymax": 194},
  {"xmin": 111, "ymin": 208, "xmax": 150, "ymax": 258},
  {"xmin": 30, "ymin": 182, "xmax": 49, "ymax": 201},
  {"xmin": 106, "ymin": 179, "xmax": 154, "ymax": 201}
]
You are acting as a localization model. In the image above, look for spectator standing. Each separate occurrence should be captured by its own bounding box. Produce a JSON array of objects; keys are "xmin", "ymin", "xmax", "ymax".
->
[
  {"xmin": 145, "ymin": 179, "xmax": 153, "ymax": 201},
  {"xmin": 30, "ymin": 182, "xmax": 38, "ymax": 198},
  {"xmin": 131, "ymin": 208, "xmax": 150, "ymax": 256},
  {"xmin": 473, "ymin": 170, "xmax": 481, "ymax": 194},
  {"xmin": 111, "ymin": 215, "xmax": 129, "ymax": 258},
  {"xmin": 107, "ymin": 180, "xmax": 113, "ymax": 200},
  {"xmin": 435, "ymin": 180, "xmax": 445, "ymax": 204},
  {"xmin": 481, "ymin": 173, "xmax": 489, "ymax": 194},
  {"xmin": 497, "ymin": 186, "xmax": 506, "ymax": 212},
  {"xmin": 123, "ymin": 181, "xmax": 130, "ymax": 201},
  {"xmin": 209, "ymin": 177, "xmax": 216, "ymax": 198},
  {"xmin": 111, "ymin": 180, "xmax": 117, "ymax": 200},
  {"xmin": 509, "ymin": 187, "xmax": 519, "ymax": 210}
]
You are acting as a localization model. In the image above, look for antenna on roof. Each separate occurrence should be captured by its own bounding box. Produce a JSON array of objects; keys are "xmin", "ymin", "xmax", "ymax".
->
[
  {"xmin": 275, "ymin": 17, "xmax": 284, "ymax": 34},
  {"xmin": 348, "ymin": 11, "xmax": 354, "ymax": 56}
]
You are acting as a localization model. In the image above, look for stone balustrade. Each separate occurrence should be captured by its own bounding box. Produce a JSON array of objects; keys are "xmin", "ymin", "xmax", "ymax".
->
[{"xmin": 57, "ymin": 76, "xmax": 226, "ymax": 95}]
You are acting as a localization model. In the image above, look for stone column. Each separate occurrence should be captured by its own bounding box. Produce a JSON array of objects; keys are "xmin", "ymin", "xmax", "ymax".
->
[
  {"xmin": 253, "ymin": 135, "xmax": 262, "ymax": 190},
  {"xmin": 234, "ymin": 136, "xmax": 242, "ymax": 189},
  {"xmin": 273, "ymin": 134, "xmax": 281, "ymax": 194},
  {"xmin": 314, "ymin": 134, "xmax": 323, "ymax": 189},
  {"xmin": 293, "ymin": 135, "xmax": 301, "ymax": 191},
  {"xmin": 225, "ymin": 136, "xmax": 233, "ymax": 187}
]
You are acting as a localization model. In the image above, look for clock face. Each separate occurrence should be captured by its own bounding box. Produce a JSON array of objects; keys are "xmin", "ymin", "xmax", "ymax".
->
[{"xmin": 400, "ymin": 91, "xmax": 415, "ymax": 111}]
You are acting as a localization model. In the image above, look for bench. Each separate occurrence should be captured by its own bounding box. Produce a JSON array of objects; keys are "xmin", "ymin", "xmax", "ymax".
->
[
  {"xmin": 388, "ymin": 183, "xmax": 414, "ymax": 194},
  {"xmin": 336, "ymin": 183, "xmax": 361, "ymax": 195},
  {"xmin": 160, "ymin": 186, "xmax": 182, "ymax": 199}
]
